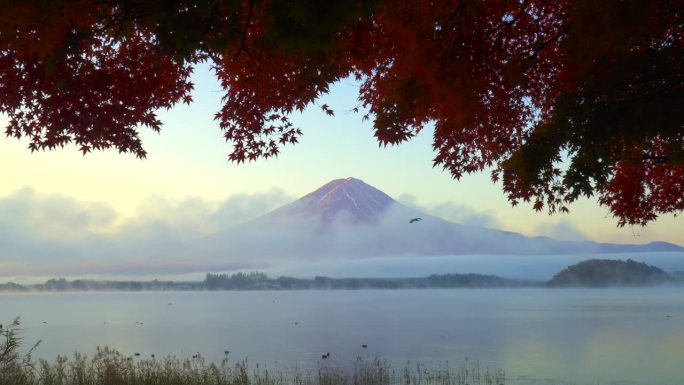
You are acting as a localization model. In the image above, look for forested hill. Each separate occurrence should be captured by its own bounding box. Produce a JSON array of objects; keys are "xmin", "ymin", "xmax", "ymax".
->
[{"xmin": 547, "ymin": 259, "xmax": 673, "ymax": 287}]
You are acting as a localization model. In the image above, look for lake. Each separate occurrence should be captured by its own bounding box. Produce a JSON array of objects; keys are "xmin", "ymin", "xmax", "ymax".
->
[{"xmin": 1, "ymin": 288, "xmax": 683, "ymax": 385}]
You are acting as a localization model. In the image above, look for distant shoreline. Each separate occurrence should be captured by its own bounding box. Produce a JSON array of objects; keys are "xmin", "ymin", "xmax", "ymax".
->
[
  {"xmin": 2, "ymin": 262, "xmax": 684, "ymax": 292},
  {"xmin": 0, "ymin": 272, "xmax": 543, "ymax": 292}
]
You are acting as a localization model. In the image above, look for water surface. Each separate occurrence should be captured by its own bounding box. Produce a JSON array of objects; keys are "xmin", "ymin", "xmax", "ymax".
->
[{"xmin": 1, "ymin": 288, "xmax": 682, "ymax": 385}]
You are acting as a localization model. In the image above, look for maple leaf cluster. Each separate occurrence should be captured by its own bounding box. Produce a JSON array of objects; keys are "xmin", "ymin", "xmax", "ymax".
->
[
  {"xmin": 0, "ymin": 0, "xmax": 682, "ymax": 226},
  {"xmin": 0, "ymin": 2, "xmax": 195, "ymax": 157}
]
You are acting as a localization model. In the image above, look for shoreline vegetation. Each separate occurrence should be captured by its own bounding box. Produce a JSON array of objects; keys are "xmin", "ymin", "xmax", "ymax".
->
[
  {"xmin": 0, "ymin": 272, "xmax": 540, "ymax": 292},
  {"xmin": 0, "ymin": 319, "xmax": 506, "ymax": 385},
  {"xmin": 1, "ymin": 259, "xmax": 683, "ymax": 292}
]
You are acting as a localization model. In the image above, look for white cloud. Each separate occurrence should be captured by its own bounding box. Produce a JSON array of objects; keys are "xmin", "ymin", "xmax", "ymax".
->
[
  {"xmin": 114, "ymin": 188, "xmax": 293, "ymax": 242},
  {"xmin": 396, "ymin": 193, "xmax": 499, "ymax": 227},
  {"xmin": 0, "ymin": 187, "xmax": 294, "ymax": 278},
  {"xmin": 533, "ymin": 220, "xmax": 588, "ymax": 241},
  {"xmin": 0, "ymin": 187, "xmax": 117, "ymax": 243}
]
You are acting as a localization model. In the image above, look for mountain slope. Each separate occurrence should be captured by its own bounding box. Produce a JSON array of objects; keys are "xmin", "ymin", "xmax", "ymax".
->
[
  {"xmin": 187, "ymin": 178, "xmax": 683, "ymax": 260},
  {"xmin": 265, "ymin": 177, "xmax": 394, "ymax": 223}
]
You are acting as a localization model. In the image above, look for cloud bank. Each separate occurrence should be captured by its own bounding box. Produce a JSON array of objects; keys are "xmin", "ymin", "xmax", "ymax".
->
[
  {"xmin": 2, "ymin": 187, "xmax": 682, "ymax": 282},
  {"xmin": 0, "ymin": 187, "xmax": 293, "ymax": 279}
]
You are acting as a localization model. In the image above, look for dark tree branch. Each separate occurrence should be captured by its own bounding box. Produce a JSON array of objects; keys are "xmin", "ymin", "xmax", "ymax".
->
[
  {"xmin": 530, "ymin": 25, "xmax": 570, "ymax": 59},
  {"xmin": 642, "ymin": 155, "xmax": 670, "ymax": 164},
  {"xmin": 233, "ymin": 0, "xmax": 254, "ymax": 62}
]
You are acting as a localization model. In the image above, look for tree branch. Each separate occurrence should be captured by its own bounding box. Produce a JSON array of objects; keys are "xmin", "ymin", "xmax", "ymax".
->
[
  {"xmin": 642, "ymin": 154, "xmax": 670, "ymax": 164},
  {"xmin": 530, "ymin": 25, "xmax": 570, "ymax": 59},
  {"xmin": 233, "ymin": 0, "xmax": 255, "ymax": 62}
]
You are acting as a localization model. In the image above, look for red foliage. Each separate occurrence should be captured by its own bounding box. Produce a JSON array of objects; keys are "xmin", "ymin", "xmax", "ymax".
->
[
  {"xmin": 0, "ymin": 3, "xmax": 194, "ymax": 158},
  {"xmin": 1, "ymin": 0, "xmax": 682, "ymax": 225},
  {"xmin": 601, "ymin": 160, "xmax": 684, "ymax": 227}
]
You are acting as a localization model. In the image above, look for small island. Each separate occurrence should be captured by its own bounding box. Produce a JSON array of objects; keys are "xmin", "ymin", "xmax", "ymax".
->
[{"xmin": 547, "ymin": 259, "xmax": 673, "ymax": 287}]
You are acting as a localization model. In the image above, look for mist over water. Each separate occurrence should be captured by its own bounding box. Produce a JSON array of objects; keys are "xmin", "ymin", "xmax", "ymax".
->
[
  {"xmin": 2, "ymin": 288, "xmax": 683, "ymax": 385},
  {"xmin": 260, "ymin": 252, "xmax": 684, "ymax": 281}
]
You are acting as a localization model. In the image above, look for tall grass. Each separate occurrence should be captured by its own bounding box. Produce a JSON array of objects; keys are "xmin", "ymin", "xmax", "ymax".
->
[
  {"xmin": 1, "ymin": 320, "xmax": 504, "ymax": 385},
  {"xmin": 1, "ymin": 318, "xmax": 41, "ymax": 385}
]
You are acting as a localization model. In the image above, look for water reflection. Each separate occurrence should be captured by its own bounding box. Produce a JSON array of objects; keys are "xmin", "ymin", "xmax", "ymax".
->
[{"xmin": 1, "ymin": 288, "xmax": 682, "ymax": 385}]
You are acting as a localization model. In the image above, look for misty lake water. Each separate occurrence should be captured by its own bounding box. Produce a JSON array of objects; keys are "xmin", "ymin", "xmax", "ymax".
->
[{"xmin": 2, "ymin": 289, "xmax": 683, "ymax": 385}]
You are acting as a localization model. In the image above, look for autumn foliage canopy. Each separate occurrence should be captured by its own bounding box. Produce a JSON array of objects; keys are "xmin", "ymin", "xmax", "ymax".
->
[{"xmin": 0, "ymin": 0, "xmax": 682, "ymax": 226}]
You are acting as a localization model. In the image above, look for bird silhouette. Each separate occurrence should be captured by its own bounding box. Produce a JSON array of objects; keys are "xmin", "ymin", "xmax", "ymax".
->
[{"xmin": 409, "ymin": 218, "xmax": 422, "ymax": 223}]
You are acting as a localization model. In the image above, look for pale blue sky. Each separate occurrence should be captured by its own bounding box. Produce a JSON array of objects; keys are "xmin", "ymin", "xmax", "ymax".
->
[{"xmin": 1, "ymin": 62, "xmax": 682, "ymax": 256}]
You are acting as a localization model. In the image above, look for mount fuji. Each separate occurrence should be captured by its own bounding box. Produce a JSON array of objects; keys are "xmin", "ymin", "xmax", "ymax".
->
[
  {"xmin": 265, "ymin": 177, "xmax": 394, "ymax": 224},
  {"xmin": 185, "ymin": 177, "xmax": 682, "ymax": 262}
]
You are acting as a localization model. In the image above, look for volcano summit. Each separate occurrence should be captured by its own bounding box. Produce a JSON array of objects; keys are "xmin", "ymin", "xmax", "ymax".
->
[{"xmin": 187, "ymin": 178, "xmax": 682, "ymax": 261}]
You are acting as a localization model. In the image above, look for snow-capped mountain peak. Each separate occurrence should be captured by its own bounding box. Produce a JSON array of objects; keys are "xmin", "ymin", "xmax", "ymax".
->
[{"xmin": 270, "ymin": 177, "xmax": 395, "ymax": 223}]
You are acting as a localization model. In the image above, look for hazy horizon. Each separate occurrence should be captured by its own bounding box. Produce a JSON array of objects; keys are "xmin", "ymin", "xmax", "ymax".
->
[{"xmin": 1, "ymin": 177, "xmax": 683, "ymax": 284}]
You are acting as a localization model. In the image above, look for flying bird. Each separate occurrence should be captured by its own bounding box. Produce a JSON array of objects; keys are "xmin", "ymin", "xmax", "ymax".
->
[{"xmin": 409, "ymin": 218, "xmax": 422, "ymax": 223}]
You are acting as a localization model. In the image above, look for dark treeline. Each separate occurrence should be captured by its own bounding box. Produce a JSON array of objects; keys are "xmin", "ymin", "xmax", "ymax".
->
[
  {"xmin": 0, "ymin": 272, "xmax": 539, "ymax": 292},
  {"xmin": 205, "ymin": 271, "xmax": 538, "ymax": 290},
  {"xmin": 0, "ymin": 278, "xmax": 203, "ymax": 292}
]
